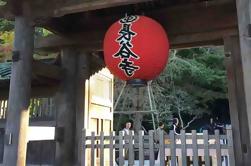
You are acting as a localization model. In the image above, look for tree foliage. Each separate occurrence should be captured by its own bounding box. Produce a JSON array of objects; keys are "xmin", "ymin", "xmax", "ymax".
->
[
  {"xmin": 0, "ymin": 19, "xmax": 14, "ymax": 62},
  {"xmin": 0, "ymin": 18, "xmax": 53, "ymax": 62},
  {"xmin": 0, "ymin": 0, "xmax": 7, "ymax": 6},
  {"xmin": 114, "ymin": 47, "xmax": 227, "ymax": 130},
  {"xmin": 153, "ymin": 47, "xmax": 227, "ymax": 128}
]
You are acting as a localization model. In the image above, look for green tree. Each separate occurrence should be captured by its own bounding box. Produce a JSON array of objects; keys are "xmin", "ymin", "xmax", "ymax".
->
[
  {"xmin": 0, "ymin": 0, "xmax": 6, "ymax": 6},
  {"xmin": 114, "ymin": 47, "xmax": 227, "ymax": 131},
  {"xmin": 0, "ymin": 18, "xmax": 53, "ymax": 62},
  {"xmin": 0, "ymin": 19, "xmax": 14, "ymax": 62},
  {"xmin": 153, "ymin": 47, "xmax": 227, "ymax": 129}
]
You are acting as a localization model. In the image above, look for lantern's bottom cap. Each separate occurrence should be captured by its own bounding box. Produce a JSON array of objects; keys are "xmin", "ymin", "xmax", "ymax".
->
[{"xmin": 126, "ymin": 79, "xmax": 147, "ymax": 87}]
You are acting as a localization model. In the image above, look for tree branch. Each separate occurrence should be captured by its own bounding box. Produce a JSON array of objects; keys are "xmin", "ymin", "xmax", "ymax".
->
[{"xmin": 182, "ymin": 116, "xmax": 198, "ymax": 130}]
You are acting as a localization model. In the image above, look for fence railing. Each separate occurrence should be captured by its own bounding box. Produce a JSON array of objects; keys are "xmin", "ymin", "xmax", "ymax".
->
[
  {"xmin": 29, "ymin": 98, "xmax": 55, "ymax": 120},
  {"xmin": 0, "ymin": 98, "xmax": 55, "ymax": 120},
  {"xmin": 83, "ymin": 128, "xmax": 235, "ymax": 166},
  {"xmin": 0, "ymin": 100, "xmax": 7, "ymax": 119}
]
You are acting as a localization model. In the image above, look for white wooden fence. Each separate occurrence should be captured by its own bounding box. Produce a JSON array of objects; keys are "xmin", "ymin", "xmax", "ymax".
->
[
  {"xmin": 0, "ymin": 100, "xmax": 7, "ymax": 119},
  {"xmin": 83, "ymin": 128, "xmax": 235, "ymax": 166}
]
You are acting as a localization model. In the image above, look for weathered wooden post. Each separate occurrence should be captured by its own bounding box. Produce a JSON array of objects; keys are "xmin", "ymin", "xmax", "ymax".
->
[
  {"xmin": 3, "ymin": 14, "xmax": 34, "ymax": 166},
  {"xmin": 75, "ymin": 51, "xmax": 90, "ymax": 165},
  {"xmin": 54, "ymin": 48, "xmax": 77, "ymax": 166},
  {"xmin": 234, "ymin": 0, "xmax": 251, "ymax": 165},
  {"xmin": 54, "ymin": 49, "xmax": 89, "ymax": 165},
  {"xmin": 224, "ymin": 36, "xmax": 244, "ymax": 165}
]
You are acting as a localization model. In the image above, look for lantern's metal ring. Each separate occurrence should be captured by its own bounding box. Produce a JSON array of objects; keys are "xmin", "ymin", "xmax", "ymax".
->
[{"xmin": 126, "ymin": 79, "xmax": 147, "ymax": 87}]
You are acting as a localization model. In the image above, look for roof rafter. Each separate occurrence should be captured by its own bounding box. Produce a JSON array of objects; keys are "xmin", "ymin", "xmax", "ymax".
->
[
  {"xmin": 54, "ymin": 0, "xmax": 154, "ymax": 17},
  {"xmin": 35, "ymin": 1, "xmax": 237, "ymax": 51}
]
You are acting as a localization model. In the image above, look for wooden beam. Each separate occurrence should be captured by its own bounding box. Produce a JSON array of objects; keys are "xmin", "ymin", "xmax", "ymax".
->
[
  {"xmin": 35, "ymin": 2, "xmax": 237, "ymax": 51},
  {"xmin": 0, "ymin": 86, "xmax": 59, "ymax": 100},
  {"xmin": 35, "ymin": 27, "xmax": 238, "ymax": 51},
  {"xmin": 0, "ymin": 120, "xmax": 57, "ymax": 128},
  {"xmin": 46, "ymin": 0, "xmax": 236, "ymax": 34},
  {"xmin": 171, "ymin": 28, "xmax": 238, "ymax": 48},
  {"xmin": 32, "ymin": 61, "xmax": 64, "ymax": 80},
  {"xmin": 1, "ymin": 0, "xmax": 234, "ymax": 20},
  {"xmin": 54, "ymin": 0, "xmax": 153, "ymax": 17},
  {"xmin": 0, "ymin": 6, "xmax": 13, "ymax": 19},
  {"xmin": 35, "ymin": 35, "xmax": 76, "ymax": 52},
  {"xmin": 38, "ymin": 0, "xmax": 233, "ymax": 18}
]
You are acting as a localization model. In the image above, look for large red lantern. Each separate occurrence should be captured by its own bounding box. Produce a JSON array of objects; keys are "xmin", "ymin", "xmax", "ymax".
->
[{"xmin": 103, "ymin": 15, "xmax": 170, "ymax": 81}]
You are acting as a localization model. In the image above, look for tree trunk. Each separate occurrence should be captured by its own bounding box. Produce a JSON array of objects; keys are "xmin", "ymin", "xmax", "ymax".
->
[{"xmin": 133, "ymin": 88, "xmax": 145, "ymax": 133}]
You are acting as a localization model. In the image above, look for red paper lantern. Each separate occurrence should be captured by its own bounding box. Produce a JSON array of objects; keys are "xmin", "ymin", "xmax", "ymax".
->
[{"xmin": 103, "ymin": 15, "xmax": 169, "ymax": 81}]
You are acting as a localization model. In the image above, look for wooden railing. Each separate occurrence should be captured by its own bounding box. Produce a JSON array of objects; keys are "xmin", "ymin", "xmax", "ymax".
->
[
  {"xmin": 0, "ymin": 100, "xmax": 7, "ymax": 119},
  {"xmin": 0, "ymin": 98, "xmax": 55, "ymax": 120},
  {"xmin": 83, "ymin": 128, "xmax": 235, "ymax": 166},
  {"xmin": 29, "ymin": 98, "xmax": 55, "ymax": 120}
]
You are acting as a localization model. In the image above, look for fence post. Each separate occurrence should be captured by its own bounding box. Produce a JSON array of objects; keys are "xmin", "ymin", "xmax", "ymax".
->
[
  {"xmin": 192, "ymin": 130, "xmax": 199, "ymax": 166},
  {"xmin": 82, "ymin": 129, "xmax": 86, "ymax": 166},
  {"xmin": 91, "ymin": 132, "xmax": 95, "ymax": 166},
  {"xmin": 119, "ymin": 131, "xmax": 124, "ymax": 166},
  {"xmin": 203, "ymin": 130, "xmax": 210, "ymax": 166},
  {"xmin": 215, "ymin": 130, "xmax": 221, "ymax": 166},
  {"xmin": 159, "ymin": 130, "xmax": 165, "ymax": 166},
  {"xmin": 227, "ymin": 127, "xmax": 235, "ymax": 166},
  {"xmin": 109, "ymin": 131, "xmax": 114, "ymax": 166},
  {"xmin": 138, "ymin": 130, "xmax": 144, "ymax": 166},
  {"xmin": 149, "ymin": 130, "xmax": 155, "ymax": 166},
  {"xmin": 170, "ymin": 130, "xmax": 176, "ymax": 166},
  {"xmin": 181, "ymin": 130, "xmax": 187, "ymax": 166},
  {"xmin": 128, "ymin": 130, "xmax": 134, "ymax": 166},
  {"xmin": 100, "ymin": 131, "xmax": 104, "ymax": 166},
  {"xmin": 0, "ymin": 100, "xmax": 3, "ymax": 118}
]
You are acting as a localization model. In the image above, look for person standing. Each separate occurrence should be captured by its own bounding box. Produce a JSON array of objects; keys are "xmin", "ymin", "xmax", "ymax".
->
[
  {"xmin": 155, "ymin": 122, "xmax": 167, "ymax": 143},
  {"xmin": 122, "ymin": 121, "xmax": 132, "ymax": 136},
  {"xmin": 172, "ymin": 118, "xmax": 180, "ymax": 135},
  {"xmin": 121, "ymin": 121, "xmax": 133, "ymax": 161}
]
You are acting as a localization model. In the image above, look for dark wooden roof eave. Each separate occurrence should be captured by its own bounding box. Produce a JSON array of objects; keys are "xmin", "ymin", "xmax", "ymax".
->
[{"xmin": 35, "ymin": 0, "xmax": 238, "ymax": 51}]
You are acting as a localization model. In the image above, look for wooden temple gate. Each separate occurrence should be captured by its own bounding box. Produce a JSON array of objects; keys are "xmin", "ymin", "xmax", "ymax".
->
[{"xmin": 0, "ymin": 0, "xmax": 251, "ymax": 165}]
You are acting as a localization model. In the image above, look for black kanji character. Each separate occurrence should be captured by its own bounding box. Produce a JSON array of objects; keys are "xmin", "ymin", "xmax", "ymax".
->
[
  {"xmin": 113, "ymin": 43, "xmax": 139, "ymax": 59},
  {"xmin": 120, "ymin": 15, "xmax": 139, "ymax": 24},
  {"xmin": 117, "ymin": 24, "xmax": 136, "ymax": 47},
  {"xmin": 118, "ymin": 58, "xmax": 139, "ymax": 77}
]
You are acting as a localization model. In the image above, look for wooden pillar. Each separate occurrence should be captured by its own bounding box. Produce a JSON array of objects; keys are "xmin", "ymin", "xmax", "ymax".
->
[
  {"xmin": 234, "ymin": 0, "xmax": 251, "ymax": 165},
  {"xmin": 55, "ymin": 48, "xmax": 77, "ymax": 166},
  {"xmin": 224, "ymin": 36, "xmax": 246, "ymax": 165},
  {"xmin": 3, "ymin": 16, "xmax": 34, "ymax": 166},
  {"xmin": 75, "ymin": 51, "xmax": 90, "ymax": 166},
  {"xmin": 55, "ymin": 49, "xmax": 90, "ymax": 166}
]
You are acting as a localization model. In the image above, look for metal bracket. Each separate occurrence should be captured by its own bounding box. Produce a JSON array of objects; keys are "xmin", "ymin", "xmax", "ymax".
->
[
  {"xmin": 225, "ymin": 51, "xmax": 231, "ymax": 58},
  {"xmin": 5, "ymin": 133, "xmax": 12, "ymax": 145},
  {"xmin": 248, "ymin": 24, "xmax": 251, "ymax": 37},
  {"xmin": 55, "ymin": 127, "xmax": 64, "ymax": 142},
  {"xmin": 12, "ymin": 51, "xmax": 20, "ymax": 62},
  {"xmin": 8, "ymin": 133, "xmax": 12, "ymax": 145}
]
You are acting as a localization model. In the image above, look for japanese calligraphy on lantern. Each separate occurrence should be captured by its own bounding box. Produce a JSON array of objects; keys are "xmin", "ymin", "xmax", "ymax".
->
[
  {"xmin": 104, "ymin": 15, "xmax": 169, "ymax": 81},
  {"xmin": 113, "ymin": 15, "xmax": 140, "ymax": 77}
]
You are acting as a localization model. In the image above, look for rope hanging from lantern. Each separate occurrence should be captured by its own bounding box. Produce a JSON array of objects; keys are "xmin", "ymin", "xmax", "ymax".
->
[{"xmin": 114, "ymin": 79, "xmax": 159, "ymax": 133}]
